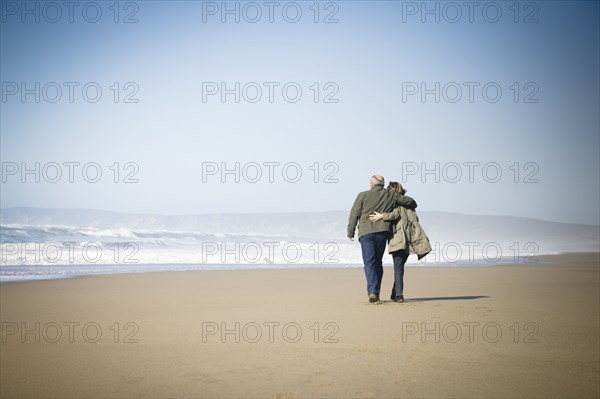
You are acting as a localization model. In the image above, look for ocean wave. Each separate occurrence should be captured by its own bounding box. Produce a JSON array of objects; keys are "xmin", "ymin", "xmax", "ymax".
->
[
  {"xmin": 0, "ymin": 223, "xmax": 296, "ymax": 245},
  {"xmin": 0, "ymin": 222, "xmax": 594, "ymax": 283}
]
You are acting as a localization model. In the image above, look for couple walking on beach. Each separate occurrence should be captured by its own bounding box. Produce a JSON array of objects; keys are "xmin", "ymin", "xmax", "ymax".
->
[{"xmin": 347, "ymin": 175, "xmax": 431, "ymax": 303}]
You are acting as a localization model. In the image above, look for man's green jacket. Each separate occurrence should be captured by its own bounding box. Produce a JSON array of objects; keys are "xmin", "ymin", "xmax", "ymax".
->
[{"xmin": 347, "ymin": 186, "xmax": 417, "ymax": 239}]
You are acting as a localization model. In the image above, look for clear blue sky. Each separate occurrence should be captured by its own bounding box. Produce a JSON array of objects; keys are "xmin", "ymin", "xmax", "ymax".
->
[{"xmin": 1, "ymin": 0, "xmax": 599, "ymax": 225}]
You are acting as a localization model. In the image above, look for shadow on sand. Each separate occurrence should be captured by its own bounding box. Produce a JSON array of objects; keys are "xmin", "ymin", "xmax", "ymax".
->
[
  {"xmin": 405, "ymin": 295, "xmax": 489, "ymax": 303},
  {"xmin": 376, "ymin": 295, "xmax": 490, "ymax": 304}
]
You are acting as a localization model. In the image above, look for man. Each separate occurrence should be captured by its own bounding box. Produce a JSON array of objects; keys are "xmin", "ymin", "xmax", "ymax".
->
[{"xmin": 347, "ymin": 175, "xmax": 417, "ymax": 303}]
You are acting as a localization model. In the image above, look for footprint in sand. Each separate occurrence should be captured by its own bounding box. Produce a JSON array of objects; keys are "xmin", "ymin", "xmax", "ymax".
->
[
  {"xmin": 357, "ymin": 345, "xmax": 382, "ymax": 353},
  {"xmin": 274, "ymin": 392, "xmax": 300, "ymax": 399},
  {"xmin": 355, "ymin": 391, "xmax": 377, "ymax": 397},
  {"xmin": 310, "ymin": 382, "xmax": 335, "ymax": 388}
]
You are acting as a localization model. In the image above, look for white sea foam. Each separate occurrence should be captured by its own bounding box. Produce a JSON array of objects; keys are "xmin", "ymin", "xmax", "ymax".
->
[{"xmin": 1, "ymin": 208, "xmax": 598, "ymax": 282}]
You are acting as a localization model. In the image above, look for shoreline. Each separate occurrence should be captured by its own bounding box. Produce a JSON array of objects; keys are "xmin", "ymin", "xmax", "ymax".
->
[{"xmin": 1, "ymin": 252, "xmax": 596, "ymax": 284}]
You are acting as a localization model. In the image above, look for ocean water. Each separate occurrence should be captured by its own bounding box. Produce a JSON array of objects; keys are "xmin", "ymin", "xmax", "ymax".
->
[{"xmin": 0, "ymin": 223, "xmax": 562, "ymax": 282}]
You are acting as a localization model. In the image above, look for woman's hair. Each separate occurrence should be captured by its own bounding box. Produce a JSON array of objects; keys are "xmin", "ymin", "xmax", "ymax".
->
[{"xmin": 387, "ymin": 181, "xmax": 406, "ymax": 195}]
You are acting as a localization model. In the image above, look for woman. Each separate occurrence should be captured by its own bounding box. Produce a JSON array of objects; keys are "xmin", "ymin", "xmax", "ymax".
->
[{"xmin": 369, "ymin": 182, "xmax": 431, "ymax": 302}]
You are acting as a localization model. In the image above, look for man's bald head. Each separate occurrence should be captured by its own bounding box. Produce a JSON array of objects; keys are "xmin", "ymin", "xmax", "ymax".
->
[{"xmin": 370, "ymin": 175, "xmax": 385, "ymax": 188}]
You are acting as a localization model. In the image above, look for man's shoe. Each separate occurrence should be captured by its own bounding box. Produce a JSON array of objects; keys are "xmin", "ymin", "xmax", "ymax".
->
[
  {"xmin": 368, "ymin": 293, "xmax": 380, "ymax": 303},
  {"xmin": 392, "ymin": 295, "xmax": 404, "ymax": 303}
]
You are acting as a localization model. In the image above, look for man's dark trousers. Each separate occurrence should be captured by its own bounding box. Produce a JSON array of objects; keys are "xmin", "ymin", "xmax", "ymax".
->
[{"xmin": 358, "ymin": 231, "xmax": 389, "ymax": 295}]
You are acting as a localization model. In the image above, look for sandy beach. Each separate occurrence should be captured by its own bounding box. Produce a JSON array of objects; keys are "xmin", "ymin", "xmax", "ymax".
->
[{"xmin": 1, "ymin": 253, "xmax": 598, "ymax": 398}]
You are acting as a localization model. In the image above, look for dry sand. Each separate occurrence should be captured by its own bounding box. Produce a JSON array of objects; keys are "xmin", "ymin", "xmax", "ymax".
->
[{"xmin": 1, "ymin": 253, "xmax": 599, "ymax": 398}]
